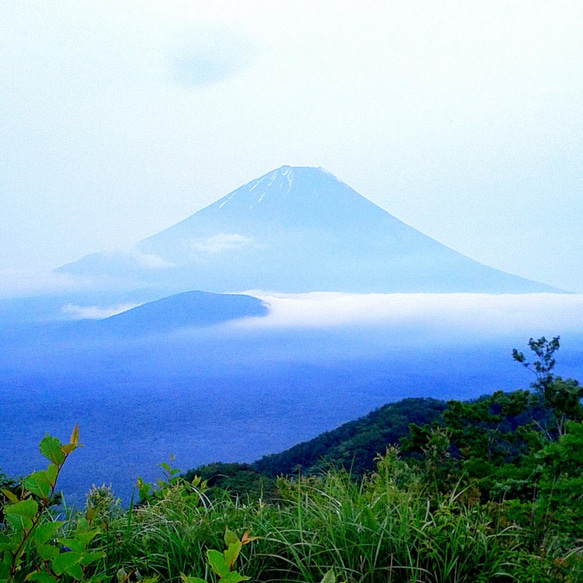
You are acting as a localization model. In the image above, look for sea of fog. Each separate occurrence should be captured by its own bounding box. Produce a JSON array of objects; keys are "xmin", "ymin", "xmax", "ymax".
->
[{"xmin": 1, "ymin": 293, "xmax": 582, "ymax": 504}]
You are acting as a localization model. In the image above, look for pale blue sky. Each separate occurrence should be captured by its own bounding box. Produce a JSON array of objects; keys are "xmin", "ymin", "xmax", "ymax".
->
[{"xmin": 2, "ymin": 0, "xmax": 583, "ymax": 293}]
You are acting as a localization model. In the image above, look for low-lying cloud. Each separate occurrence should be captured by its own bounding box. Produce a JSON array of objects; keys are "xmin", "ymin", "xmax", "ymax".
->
[
  {"xmin": 61, "ymin": 302, "xmax": 139, "ymax": 320},
  {"xmin": 0, "ymin": 268, "xmax": 92, "ymax": 298},
  {"xmin": 237, "ymin": 292, "xmax": 583, "ymax": 339}
]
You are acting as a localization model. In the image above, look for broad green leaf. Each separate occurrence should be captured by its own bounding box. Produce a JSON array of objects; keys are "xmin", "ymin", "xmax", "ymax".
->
[
  {"xmin": 180, "ymin": 576, "xmax": 206, "ymax": 583},
  {"xmin": 65, "ymin": 562, "xmax": 84, "ymax": 581},
  {"xmin": 223, "ymin": 541, "xmax": 242, "ymax": 570},
  {"xmin": 35, "ymin": 542, "xmax": 59, "ymax": 561},
  {"xmin": 0, "ymin": 531, "xmax": 19, "ymax": 551},
  {"xmin": 207, "ymin": 549, "xmax": 230, "ymax": 578},
  {"xmin": 5, "ymin": 498, "xmax": 38, "ymax": 519},
  {"xmin": 33, "ymin": 522, "xmax": 63, "ymax": 544},
  {"xmin": 46, "ymin": 464, "xmax": 58, "ymax": 485},
  {"xmin": 39, "ymin": 435, "xmax": 65, "ymax": 465},
  {"xmin": 5, "ymin": 512, "xmax": 33, "ymax": 530},
  {"xmin": 58, "ymin": 538, "xmax": 84, "ymax": 553},
  {"xmin": 23, "ymin": 471, "xmax": 51, "ymax": 499},
  {"xmin": 73, "ymin": 529, "xmax": 99, "ymax": 546},
  {"xmin": 320, "ymin": 570, "xmax": 336, "ymax": 583},
  {"xmin": 224, "ymin": 528, "xmax": 239, "ymax": 547},
  {"xmin": 1, "ymin": 488, "xmax": 19, "ymax": 504},
  {"xmin": 75, "ymin": 516, "xmax": 90, "ymax": 531},
  {"xmin": 80, "ymin": 550, "xmax": 106, "ymax": 567},
  {"xmin": 25, "ymin": 571, "xmax": 58, "ymax": 582},
  {"xmin": 51, "ymin": 550, "xmax": 82, "ymax": 576},
  {"xmin": 220, "ymin": 572, "xmax": 250, "ymax": 583}
]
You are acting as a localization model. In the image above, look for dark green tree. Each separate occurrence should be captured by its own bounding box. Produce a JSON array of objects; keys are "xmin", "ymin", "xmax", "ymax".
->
[{"xmin": 513, "ymin": 336, "xmax": 583, "ymax": 436}]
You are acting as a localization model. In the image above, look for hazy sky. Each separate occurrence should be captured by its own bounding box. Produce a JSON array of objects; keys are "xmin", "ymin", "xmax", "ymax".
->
[{"xmin": 2, "ymin": 1, "xmax": 583, "ymax": 293}]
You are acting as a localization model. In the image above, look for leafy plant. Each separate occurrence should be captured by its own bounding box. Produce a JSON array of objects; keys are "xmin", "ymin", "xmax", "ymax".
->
[
  {"xmin": 0, "ymin": 425, "xmax": 105, "ymax": 582},
  {"xmin": 136, "ymin": 456, "xmax": 207, "ymax": 507},
  {"xmin": 181, "ymin": 528, "xmax": 255, "ymax": 583}
]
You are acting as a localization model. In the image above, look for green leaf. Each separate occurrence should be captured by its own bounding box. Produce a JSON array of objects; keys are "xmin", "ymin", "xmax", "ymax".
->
[
  {"xmin": 57, "ymin": 538, "xmax": 84, "ymax": 553},
  {"xmin": 74, "ymin": 529, "xmax": 99, "ymax": 546},
  {"xmin": 320, "ymin": 571, "xmax": 336, "ymax": 583},
  {"xmin": 35, "ymin": 542, "xmax": 59, "ymax": 561},
  {"xmin": 52, "ymin": 550, "xmax": 82, "ymax": 575},
  {"xmin": 33, "ymin": 522, "xmax": 63, "ymax": 544},
  {"xmin": 1, "ymin": 488, "xmax": 19, "ymax": 504},
  {"xmin": 180, "ymin": 576, "xmax": 207, "ymax": 583},
  {"xmin": 223, "ymin": 541, "xmax": 242, "ymax": 570},
  {"xmin": 23, "ymin": 471, "xmax": 52, "ymax": 499},
  {"xmin": 25, "ymin": 571, "xmax": 58, "ymax": 582},
  {"xmin": 207, "ymin": 549, "xmax": 230, "ymax": 578},
  {"xmin": 80, "ymin": 550, "xmax": 106, "ymax": 567},
  {"xmin": 0, "ymin": 531, "xmax": 19, "ymax": 552},
  {"xmin": 46, "ymin": 464, "xmax": 58, "ymax": 485},
  {"xmin": 5, "ymin": 498, "xmax": 38, "ymax": 520},
  {"xmin": 220, "ymin": 572, "xmax": 250, "ymax": 583},
  {"xmin": 66, "ymin": 563, "xmax": 84, "ymax": 580},
  {"xmin": 224, "ymin": 528, "xmax": 239, "ymax": 547},
  {"xmin": 39, "ymin": 435, "xmax": 65, "ymax": 465}
]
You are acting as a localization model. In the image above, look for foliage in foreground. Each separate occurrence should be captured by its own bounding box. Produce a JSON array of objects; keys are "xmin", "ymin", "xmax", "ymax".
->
[{"xmin": 1, "ymin": 337, "xmax": 583, "ymax": 582}]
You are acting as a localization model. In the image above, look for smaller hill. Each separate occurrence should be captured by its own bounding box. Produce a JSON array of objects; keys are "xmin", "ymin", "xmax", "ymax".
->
[
  {"xmin": 252, "ymin": 397, "xmax": 447, "ymax": 477},
  {"xmin": 184, "ymin": 398, "xmax": 447, "ymax": 496},
  {"xmin": 91, "ymin": 290, "xmax": 268, "ymax": 336},
  {"xmin": 1, "ymin": 291, "xmax": 268, "ymax": 351}
]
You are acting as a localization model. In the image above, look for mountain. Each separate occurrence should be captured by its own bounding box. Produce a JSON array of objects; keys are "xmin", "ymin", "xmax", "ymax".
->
[
  {"xmin": 85, "ymin": 290, "xmax": 267, "ymax": 336},
  {"xmin": 1, "ymin": 291, "xmax": 267, "ymax": 347},
  {"xmin": 59, "ymin": 165, "xmax": 558, "ymax": 294},
  {"xmin": 251, "ymin": 397, "xmax": 447, "ymax": 478}
]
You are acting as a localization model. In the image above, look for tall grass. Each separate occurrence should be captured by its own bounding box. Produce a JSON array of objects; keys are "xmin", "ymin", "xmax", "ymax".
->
[{"xmin": 90, "ymin": 450, "xmax": 523, "ymax": 583}]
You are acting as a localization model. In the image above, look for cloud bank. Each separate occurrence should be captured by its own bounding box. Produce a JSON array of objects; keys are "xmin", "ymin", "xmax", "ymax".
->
[
  {"xmin": 237, "ymin": 292, "xmax": 583, "ymax": 339},
  {"xmin": 61, "ymin": 302, "xmax": 139, "ymax": 320}
]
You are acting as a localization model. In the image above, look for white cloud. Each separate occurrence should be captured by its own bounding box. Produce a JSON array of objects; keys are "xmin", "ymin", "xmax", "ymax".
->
[
  {"xmin": 236, "ymin": 292, "xmax": 583, "ymax": 338},
  {"xmin": 188, "ymin": 233, "xmax": 255, "ymax": 255},
  {"xmin": 0, "ymin": 269, "xmax": 93, "ymax": 298},
  {"xmin": 132, "ymin": 252, "xmax": 174, "ymax": 270},
  {"xmin": 61, "ymin": 302, "xmax": 139, "ymax": 320}
]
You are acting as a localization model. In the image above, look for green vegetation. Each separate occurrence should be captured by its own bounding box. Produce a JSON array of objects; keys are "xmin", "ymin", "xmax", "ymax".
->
[{"xmin": 2, "ymin": 337, "xmax": 583, "ymax": 581}]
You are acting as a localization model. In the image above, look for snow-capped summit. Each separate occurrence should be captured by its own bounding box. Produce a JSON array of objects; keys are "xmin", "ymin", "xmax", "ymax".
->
[{"xmin": 59, "ymin": 166, "xmax": 559, "ymax": 294}]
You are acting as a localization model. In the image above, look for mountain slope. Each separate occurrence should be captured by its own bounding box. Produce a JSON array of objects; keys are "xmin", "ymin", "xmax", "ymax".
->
[
  {"xmin": 252, "ymin": 397, "xmax": 447, "ymax": 477},
  {"xmin": 91, "ymin": 290, "xmax": 268, "ymax": 335},
  {"xmin": 59, "ymin": 166, "xmax": 560, "ymax": 294},
  {"xmin": 2, "ymin": 291, "xmax": 268, "ymax": 348}
]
